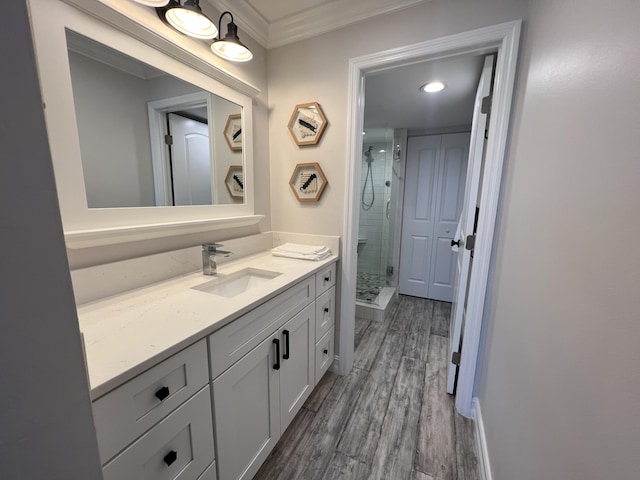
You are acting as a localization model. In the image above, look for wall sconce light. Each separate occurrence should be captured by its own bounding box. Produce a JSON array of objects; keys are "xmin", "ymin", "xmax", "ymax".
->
[
  {"xmin": 211, "ymin": 12, "xmax": 253, "ymax": 62},
  {"xmin": 133, "ymin": 0, "xmax": 253, "ymax": 62}
]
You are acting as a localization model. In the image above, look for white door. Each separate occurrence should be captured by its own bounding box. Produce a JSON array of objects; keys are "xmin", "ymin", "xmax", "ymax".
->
[
  {"xmin": 398, "ymin": 135, "xmax": 439, "ymax": 298},
  {"xmin": 167, "ymin": 113, "xmax": 212, "ymax": 206},
  {"xmin": 447, "ymin": 55, "xmax": 495, "ymax": 394},
  {"xmin": 278, "ymin": 303, "xmax": 314, "ymax": 430},
  {"xmin": 212, "ymin": 333, "xmax": 281, "ymax": 480},
  {"xmin": 398, "ymin": 133, "xmax": 469, "ymax": 301}
]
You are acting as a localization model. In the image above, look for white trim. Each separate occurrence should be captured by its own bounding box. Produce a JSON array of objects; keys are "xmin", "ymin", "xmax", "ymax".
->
[
  {"xmin": 64, "ymin": 215, "xmax": 264, "ymax": 249},
  {"xmin": 473, "ymin": 398, "xmax": 493, "ymax": 480},
  {"xmin": 341, "ymin": 21, "xmax": 522, "ymax": 413},
  {"xmin": 147, "ymin": 92, "xmax": 211, "ymax": 206},
  {"xmin": 211, "ymin": 0, "xmax": 429, "ymax": 50}
]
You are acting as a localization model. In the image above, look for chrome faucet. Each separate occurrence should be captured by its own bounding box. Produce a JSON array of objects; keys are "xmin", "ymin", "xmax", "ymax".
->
[{"xmin": 202, "ymin": 243, "xmax": 233, "ymax": 276}]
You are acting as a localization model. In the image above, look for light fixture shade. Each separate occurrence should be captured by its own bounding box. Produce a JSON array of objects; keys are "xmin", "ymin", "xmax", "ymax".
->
[
  {"xmin": 132, "ymin": 0, "xmax": 170, "ymax": 6},
  {"xmin": 211, "ymin": 14, "xmax": 253, "ymax": 62},
  {"xmin": 164, "ymin": 0, "xmax": 218, "ymax": 40}
]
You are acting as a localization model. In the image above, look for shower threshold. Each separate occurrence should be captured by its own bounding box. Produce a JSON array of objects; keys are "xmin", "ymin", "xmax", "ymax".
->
[{"xmin": 356, "ymin": 286, "xmax": 398, "ymax": 322}]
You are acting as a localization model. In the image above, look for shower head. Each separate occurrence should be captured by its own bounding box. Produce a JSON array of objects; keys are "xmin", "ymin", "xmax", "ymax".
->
[{"xmin": 364, "ymin": 146, "xmax": 374, "ymax": 164}]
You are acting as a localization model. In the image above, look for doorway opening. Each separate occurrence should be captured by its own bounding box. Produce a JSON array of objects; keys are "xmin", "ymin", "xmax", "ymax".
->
[{"xmin": 340, "ymin": 21, "xmax": 522, "ymax": 418}]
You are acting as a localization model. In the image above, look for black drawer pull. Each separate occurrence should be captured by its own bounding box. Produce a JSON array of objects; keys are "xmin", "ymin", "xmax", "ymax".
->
[
  {"xmin": 324, "ymin": 276, "xmax": 330, "ymax": 283},
  {"xmin": 163, "ymin": 450, "xmax": 177, "ymax": 466},
  {"xmin": 323, "ymin": 349, "xmax": 329, "ymax": 355},
  {"xmin": 324, "ymin": 307, "xmax": 329, "ymax": 313},
  {"xmin": 273, "ymin": 339, "xmax": 280, "ymax": 370},
  {"xmin": 155, "ymin": 386, "xmax": 170, "ymax": 401},
  {"xmin": 283, "ymin": 330, "xmax": 290, "ymax": 360}
]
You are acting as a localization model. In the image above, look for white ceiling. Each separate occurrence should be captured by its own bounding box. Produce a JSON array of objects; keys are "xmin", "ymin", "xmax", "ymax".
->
[
  {"xmin": 209, "ymin": 0, "xmax": 431, "ymax": 49},
  {"xmin": 364, "ymin": 54, "xmax": 486, "ymax": 135}
]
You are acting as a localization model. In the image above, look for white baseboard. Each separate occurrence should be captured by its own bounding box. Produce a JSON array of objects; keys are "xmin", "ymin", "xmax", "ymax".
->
[{"xmin": 472, "ymin": 398, "xmax": 493, "ymax": 480}]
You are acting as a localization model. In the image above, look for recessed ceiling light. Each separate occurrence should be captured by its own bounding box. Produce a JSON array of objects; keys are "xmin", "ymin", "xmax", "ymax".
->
[{"xmin": 420, "ymin": 81, "xmax": 446, "ymax": 93}]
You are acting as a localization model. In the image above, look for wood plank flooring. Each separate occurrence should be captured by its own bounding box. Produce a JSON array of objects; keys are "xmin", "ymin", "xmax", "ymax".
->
[{"xmin": 253, "ymin": 295, "xmax": 480, "ymax": 480}]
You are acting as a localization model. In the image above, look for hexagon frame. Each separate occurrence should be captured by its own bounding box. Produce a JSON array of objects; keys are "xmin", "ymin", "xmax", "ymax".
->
[
  {"xmin": 225, "ymin": 165, "xmax": 244, "ymax": 200},
  {"xmin": 289, "ymin": 162, "xmax": 328, "ymax": 202},
  {"xmin": 287, "ymin": 102, "xmax": 328, "ymax": 146},
  {"xmin": 223, "ymin": 114, "xmax": 243, "ymax": 151}
]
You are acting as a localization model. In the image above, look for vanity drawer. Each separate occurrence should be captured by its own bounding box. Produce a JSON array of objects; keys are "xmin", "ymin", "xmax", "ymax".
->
[
  {"xmin": 209, "ymin": 276, "xmax": 315, "ymax": 379},
  {"xmin": 315, "ymin": 286, "xmax": 335, "ymax": 341},
  {"xmin": 93, "ymin": 339, "xmax": 209, "ymax": 464},
  {"xmin": 315, "ymin": 326, "xmax": 335, "ymax": 384},
  {"xmin": 102, "ymin": 386, "xmax": 214, "ymax": 480},
  {"xmin": 315, "ymin": 263, "xmax": 336, "ymax": 297}
]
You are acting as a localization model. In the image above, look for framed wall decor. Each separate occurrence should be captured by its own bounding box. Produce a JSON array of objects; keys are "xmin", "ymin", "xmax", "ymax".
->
[
  {"xmin": 225, "ymin": 165, "xmax": 244, "ymax": 199},
  {"xmin": 289, "ymin": 162, "xmax": 328, "ymax": 202},
  {"xmin": 287, "ymin": 102, "xmax": 328, "ymax": 146},
  {"xmin": 223, "ymin": 114, "xmax": 242, "ymax": 151}
]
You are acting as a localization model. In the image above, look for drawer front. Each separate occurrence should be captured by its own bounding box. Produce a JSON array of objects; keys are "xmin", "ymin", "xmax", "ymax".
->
[
  {"xmin": 209, "ymin": 276, "xmax": 315, "ymax": 379},
  {"xmin": 315, "ymin": 326, "xmax": 335, "ymax": 385},
  {"xmin": 196, "ymin": 461, "xmax": 217, "ymax": 480},
  {"xmin": 102, "ymin": 386, "xmax": 214, "ymax": 480},
  {"xmin": 315, "ymin": 263, "xmax": 336, "ymax": 297},
  {"xmin": 315, "ymin": 287, "xmax": 335, "ymax": 341},
  {"xmin": 93, "ymin": 339, "xmax": 209, "ymax": 464}
]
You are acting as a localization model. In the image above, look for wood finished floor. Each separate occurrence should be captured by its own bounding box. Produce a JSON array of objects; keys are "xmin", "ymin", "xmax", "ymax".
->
[{"xmin": 253, "ymin": 295, "xmax": 480, "ymax": 480}]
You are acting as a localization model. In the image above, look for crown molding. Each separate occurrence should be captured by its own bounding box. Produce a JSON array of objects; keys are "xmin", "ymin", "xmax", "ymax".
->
[{"xmin": 210, "ymin": 0, "xmax": 429, "ymax": 50}]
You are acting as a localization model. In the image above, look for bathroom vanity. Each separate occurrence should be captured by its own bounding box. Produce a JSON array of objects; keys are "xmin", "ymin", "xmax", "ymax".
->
[{"xmin": 80, "ymin": 252, "xmax": 337, "ymax": 480}]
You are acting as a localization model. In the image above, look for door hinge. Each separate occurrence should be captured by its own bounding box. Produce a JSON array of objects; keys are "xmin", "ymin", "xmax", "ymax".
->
[
  {"xmin": 452, "ymin": 351, "xmax": 461, "ymax": 366},
  {"xmin": 481, "ymin": 95, "xmax": 492, "ymax": 114},
  {"xmin": 465, "ymin": 235, "xmax": 476, "ymax": 252},
  {"xmin": 164, "ymin": 134, "xmax": 173, "ymax": 145}
]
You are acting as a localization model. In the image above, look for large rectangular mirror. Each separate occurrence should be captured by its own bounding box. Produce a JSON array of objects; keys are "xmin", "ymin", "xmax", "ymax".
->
[
  {"xmin": 28, "ymin": 0, "xmax": 259, "ymax": 248},
  {"xmin": 66, "ymin": 31, "xmax": 244, "ymax": 208}
]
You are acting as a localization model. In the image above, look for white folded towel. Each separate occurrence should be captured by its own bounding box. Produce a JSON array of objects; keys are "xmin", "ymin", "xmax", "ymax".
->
[{"xmin": 271, "ymin": 243, "xmax": 331, "ymax": 261}]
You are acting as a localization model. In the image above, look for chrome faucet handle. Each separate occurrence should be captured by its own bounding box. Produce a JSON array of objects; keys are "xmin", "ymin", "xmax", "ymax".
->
[{"xmin": 202, "ymin": 242, "xmax": 225, "ymax": 251}]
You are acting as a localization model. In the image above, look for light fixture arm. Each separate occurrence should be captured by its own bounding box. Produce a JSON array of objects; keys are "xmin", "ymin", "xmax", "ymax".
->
[{"xmin": 217, "ymin": 11, "xmax": 234, "ymax": 40}]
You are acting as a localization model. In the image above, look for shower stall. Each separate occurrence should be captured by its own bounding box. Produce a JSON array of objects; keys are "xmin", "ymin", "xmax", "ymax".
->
[{"xmin": 356, "ymin": 128, "xmax": 406, "ymax": 321}]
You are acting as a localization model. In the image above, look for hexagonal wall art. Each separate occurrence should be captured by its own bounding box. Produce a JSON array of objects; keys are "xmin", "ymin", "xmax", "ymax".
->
[
  {"xmin": 225, "ymin": 165, "xmax": 244, "ymax": 200},
  {"xmin": 223, "ymin": 114, "xmax": 242, "ymax": 151},
  {"xmin": 287, "ymin": 102, "xmax": 328, "ymax": 146},
  {"xmin": 289, "ymin": 162, "xmax": 328, "ymax": 202}
]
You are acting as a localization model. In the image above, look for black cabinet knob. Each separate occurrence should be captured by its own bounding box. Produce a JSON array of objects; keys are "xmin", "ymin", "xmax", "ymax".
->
[
  {"xmin": 324, "ymin": 307, "xmax": 329, "ymax": 313},
  {"xmin": 323, "ymin": 349, "xmax": 329, "ymax": 354},
  {"xmin": 163, "ymin": 450, "xmax": 177, "ymax": 466},
  {"xmin": 324, "ymin": 276, "xmax": 330, "ymax": 283},
  {"xmin": 155, "ymin": 386, "xmax": 170, "ymax": 401}
]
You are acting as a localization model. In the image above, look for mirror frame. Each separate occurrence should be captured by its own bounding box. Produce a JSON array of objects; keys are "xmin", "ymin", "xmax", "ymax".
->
[{"xmin": 29, "ymin": 0, "xmax": 261, "ymax": 248}]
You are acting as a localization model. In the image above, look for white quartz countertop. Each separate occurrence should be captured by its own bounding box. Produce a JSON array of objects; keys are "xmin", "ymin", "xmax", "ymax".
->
[{"xmin": 78, "ymin": 251, "xmax": 338, "ymax": 400}]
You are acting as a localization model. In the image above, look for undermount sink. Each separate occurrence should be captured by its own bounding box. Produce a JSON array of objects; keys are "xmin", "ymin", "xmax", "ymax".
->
[{"xmin": 192, "ymin": 268, "xmax": 282, "ymax": 298}]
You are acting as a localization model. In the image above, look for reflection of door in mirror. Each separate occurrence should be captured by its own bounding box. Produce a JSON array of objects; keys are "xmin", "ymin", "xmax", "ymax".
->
[
  {"xmin": 167, "ymin": 112, "xmax": 212, "ymax": 206},
  {"xmin": 65, "ymin": 30, "xmax": 244, "ymax": 208}
]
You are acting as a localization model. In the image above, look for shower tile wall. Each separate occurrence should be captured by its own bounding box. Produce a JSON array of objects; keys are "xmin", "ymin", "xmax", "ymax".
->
[{"xmin": 358, "ymin": 143, "xmax": 391, "ymax": 277}]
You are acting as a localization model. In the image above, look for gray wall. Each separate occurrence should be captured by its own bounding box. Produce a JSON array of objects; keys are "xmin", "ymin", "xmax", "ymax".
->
[
  {"xmin": 0, "ymin": 2, "xmax": 102, "ymax": 479},
  {"xmin": 69, "ymin": 51, "xmax": 156, "ymax": 208},
  {"xmin": 478, "ymin": 0, "xmax": 640, "ymax": 478}
]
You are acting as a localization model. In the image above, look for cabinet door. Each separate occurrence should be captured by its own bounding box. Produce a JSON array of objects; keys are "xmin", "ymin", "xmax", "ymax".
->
[
  {"xmin": 212, "ymin": 334, "xmax": 281, "ymax": 480},
  {"xmin": 278, "ymin": 303, "xmax": 315, "ymax": 430}
]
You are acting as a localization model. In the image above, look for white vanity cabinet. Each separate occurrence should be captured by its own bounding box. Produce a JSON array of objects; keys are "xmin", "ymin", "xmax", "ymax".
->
[
  {"xmin": 314, "ymin": 265, "xmax": 336, "ymax": 383},
  {"xmin": 210, "ymin": 262, "xmax": 336, "ymax": 480},
  {"xmin": 92, "ymin": 339, "xmax": 215, "ymax": 480}
]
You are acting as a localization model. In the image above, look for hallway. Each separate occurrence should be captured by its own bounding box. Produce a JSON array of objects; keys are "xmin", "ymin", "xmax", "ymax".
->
[{"xmin": 254, "ymin": 296, "xmax": 480, "ymax": 480}]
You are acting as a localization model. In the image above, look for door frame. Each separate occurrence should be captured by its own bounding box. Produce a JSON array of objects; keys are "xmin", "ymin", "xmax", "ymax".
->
[
  {"xmin": 147, "ymin": 92, "xmax": 213, "ymax": 206},
  {"xmin": 339, "ymin": 20, "xmax": 521, "ymax": 417}
]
